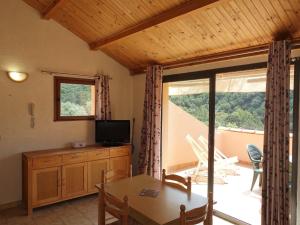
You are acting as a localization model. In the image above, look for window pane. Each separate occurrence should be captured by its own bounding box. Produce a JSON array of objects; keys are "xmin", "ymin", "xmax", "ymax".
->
[
  {"xmin": 162, "ymin": 78, "xmax": 210, "ymax": 201},
  {"xmin": 60, "ymin": 83, "xmax": 95, "ymax": 116},
  {"xmin": 213, "ymin": 66, "xmax": 294, "ymax": 224},
  {"xmin": 214, "ymin": 68, "xmax": 266, "ymax": 225}
]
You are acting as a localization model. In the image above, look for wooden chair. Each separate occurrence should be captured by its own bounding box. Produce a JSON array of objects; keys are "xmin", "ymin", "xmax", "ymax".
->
[
  {"xmin": 98, "ymin": 170, "xmax": 129, "ymax": 225},
  {"xmin": 162, "ymin": 169, "xmax": 192, "ymax": 193},
  {"xmin": 179, "ymin": 192, "xmax": 213, "ymax": 225}
]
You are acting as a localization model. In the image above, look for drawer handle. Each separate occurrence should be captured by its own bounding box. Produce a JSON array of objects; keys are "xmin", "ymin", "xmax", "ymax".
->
[
  {"xmin": 71, "ymin": 155, "xmax": 81, "ymax": 159},
  {"xmin": 96, "ymin": 153, "xmax": 103, "ymax": 156}
]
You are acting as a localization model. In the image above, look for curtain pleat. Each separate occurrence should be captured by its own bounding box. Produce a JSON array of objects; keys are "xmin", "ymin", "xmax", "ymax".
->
[
  {"xmin": 262, "ymin": 40, "xmax": 291, "ymax": 225},
  {"xmin": 95, "ymin": 75, "xmax": 112, "ymax": 120},
  {"xmin": 138, "ymin": 65, "xmax": 163, "ymax": 179}
]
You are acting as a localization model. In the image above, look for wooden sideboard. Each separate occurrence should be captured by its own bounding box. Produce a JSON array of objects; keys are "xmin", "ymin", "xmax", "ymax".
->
[{"xmin": 22, "ymin": 144, "xmax": 131, "ymax": 215}]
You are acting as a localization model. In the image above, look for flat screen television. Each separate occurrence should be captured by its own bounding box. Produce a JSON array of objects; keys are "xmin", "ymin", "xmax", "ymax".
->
[{"xmin": 95, "ymin": 120, "xmax": 130, "ymax": 146}]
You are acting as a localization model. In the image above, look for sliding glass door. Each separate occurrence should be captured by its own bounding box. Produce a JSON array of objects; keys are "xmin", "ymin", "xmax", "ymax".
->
[
  {"xmin": 213, "ymin": 68, "xmax": 268, "ymax": 224},
  {"xmin": 213, "ymin": 66, "xmax": 295, "ymax": 225},
  {"xmin": 161, "ymin": 60, "xmax": 299, "ymax": 225},
  {"xmin": 162, "ymin": 76, "xmax": 215, "ymax": 198}
]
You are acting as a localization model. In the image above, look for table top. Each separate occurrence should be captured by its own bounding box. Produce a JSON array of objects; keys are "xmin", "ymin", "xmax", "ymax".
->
[{"xmin": 96, "ymin": 175, "xmax": 207, "ymax": 225}]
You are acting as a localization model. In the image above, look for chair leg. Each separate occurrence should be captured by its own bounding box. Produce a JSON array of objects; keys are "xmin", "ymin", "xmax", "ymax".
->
[
  {"xmin": 259, "ymin": 173, "xmax": 262, "ymax": 186},
  {"xmin": 251, "ymin": 172, "xmax": 259, "ymax": 191}
]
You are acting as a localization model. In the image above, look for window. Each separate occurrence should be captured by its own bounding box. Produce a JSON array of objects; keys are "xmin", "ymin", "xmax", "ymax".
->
[{"xmin": 54, "ymin": 77, "xmax": 95, "ymax": 121}]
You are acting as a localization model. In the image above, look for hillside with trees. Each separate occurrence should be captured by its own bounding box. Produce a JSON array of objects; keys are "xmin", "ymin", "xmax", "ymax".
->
[
  {"xmin": 169, "ymin": 92, "xmax": 293, "ymax": 131},
  {"xmin": 60, "ymin": 83, "xmax": 92, "ymax": 116}
]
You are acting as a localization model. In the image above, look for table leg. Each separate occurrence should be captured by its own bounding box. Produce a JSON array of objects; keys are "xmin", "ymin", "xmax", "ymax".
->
[{"xmin": 98, "ymin": 191, "xmax": 105, "ymax": 225}]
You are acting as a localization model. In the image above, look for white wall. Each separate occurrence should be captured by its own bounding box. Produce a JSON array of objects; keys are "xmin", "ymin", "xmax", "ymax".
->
[{"xmin": 0, "ymin": 0, "xmax": 133, "ymax": 205}]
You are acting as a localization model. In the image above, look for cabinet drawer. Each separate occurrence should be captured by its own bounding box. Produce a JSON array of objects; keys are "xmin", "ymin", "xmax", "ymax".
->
[
  {"xmin": 110, "ymin": 147, "xmax": 129, "ymax": 158},
  {"xmin": 88, "ymin": 149, "xmax": 109, "ymax": 161},
  {"xmin": 63, "ymin": 152, "xmax": 87, "ymax": 164},
  {"xmin": 33, "ymin": 155, "xmax": 62, "ymax": 169}
]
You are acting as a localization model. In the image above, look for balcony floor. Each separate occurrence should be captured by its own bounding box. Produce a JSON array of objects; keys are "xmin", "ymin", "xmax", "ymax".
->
[{"xmin": 177, "ymin": 163, "xmax": 261, "ymax": 225}]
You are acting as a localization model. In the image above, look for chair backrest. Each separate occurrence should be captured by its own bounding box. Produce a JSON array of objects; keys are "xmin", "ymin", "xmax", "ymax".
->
[
  {"xmin": 179, "ymin": 203, "xmax": 208, "ymax": 225},
  {"xmin": 246, "ymin": 145, "xmax": 263, "ymax": 169},
  {"xmin": 162, "ymin": 169, "xmax": 191, "ymax": 193},
  {"xmin": 198, "ymin": 136, "xmax": 227, "ymax": 161},
  {"xmin": 180, "ymin": 191, "xmax": 212, "ymax": 225},
  {"xmin": 186, "ymin": 134, "xmax": 209, "ymax": 164},
  {"xmin": 247, "ymin": 145, "xmax": 263, "ymax": 160},
  {"xmin": 247, "ymin": 145, "xmax": 263, "ymax": 161},
  {"xmin": 99, "ymin": 170, "xmax": 129, "ymax": 225}
]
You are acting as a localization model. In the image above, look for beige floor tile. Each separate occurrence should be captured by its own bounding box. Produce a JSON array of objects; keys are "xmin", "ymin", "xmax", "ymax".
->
[{"xmin": 0, "ymin": 194, "xmax": 231, "ymax": 225}]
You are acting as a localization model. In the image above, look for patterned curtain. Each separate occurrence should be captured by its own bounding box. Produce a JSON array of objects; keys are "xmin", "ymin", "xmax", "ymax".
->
[
  {"xmin": 95, "ymin": 75, "xmax": 112, "ymax": 120},
  {"xmin": 262, "ymin": 40, "xmax": 291, "ymax": 225},
  {"xmin": 138, "ymin": 65, "xmax": 163, "ymax": 179}
]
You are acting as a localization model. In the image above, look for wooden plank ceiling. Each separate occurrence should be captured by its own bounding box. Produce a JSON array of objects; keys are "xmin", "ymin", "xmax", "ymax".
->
[{"xmin": 23, "ymin": 0, "xmax": 300, "ymax": 74}]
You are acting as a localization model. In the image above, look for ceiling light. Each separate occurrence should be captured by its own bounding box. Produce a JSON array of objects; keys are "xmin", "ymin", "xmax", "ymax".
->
[{"xmin": 7, "ymin": 71, "xmax": 28, "ymax": 82}]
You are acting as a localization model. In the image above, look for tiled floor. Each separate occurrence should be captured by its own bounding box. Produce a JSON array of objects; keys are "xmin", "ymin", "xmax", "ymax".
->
[
  {"xmin": 0, "ymin": 195, "xmax": 99, "ymax": 225},
  {"xmin": 179, "ymin": 163, "xmax": 261, "ymax": 225},
  {"xmin": 0, "ymin": 195, "xmax": 232, "ymax": 225}
]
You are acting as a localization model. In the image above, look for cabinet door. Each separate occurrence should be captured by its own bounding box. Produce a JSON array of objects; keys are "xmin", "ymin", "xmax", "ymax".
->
[
  {"xmin": 109, "ymin": 156, "xmax": 129, "ymax": 181},
  {"xmin": 62, "ymin": 163, "xmax": 87, "ymax": 198},
  {"xmin": 87, "ymin": 159, "xmax": 109, "ymax": 193},
  {"xmin": 32, "ymin": 167, "xmax": 61, "ymax": 206}
]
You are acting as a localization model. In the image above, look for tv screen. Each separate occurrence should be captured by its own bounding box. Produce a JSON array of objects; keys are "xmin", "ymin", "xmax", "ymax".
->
[{"xmin": 95, "ymin": 120, "xmax": 130, "ymax": 145}]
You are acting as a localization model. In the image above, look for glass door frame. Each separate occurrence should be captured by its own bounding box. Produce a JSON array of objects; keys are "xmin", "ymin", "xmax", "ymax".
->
[
  {"xmin": 291, "ymin": 58, "xmax": 300, "ymax": 225},
  {"xmin": 162, "ymin": 74, "xmax": 215, "ymax": 224},
  {"xmin": 162, "ymin": 59, "xmax": 299, "ymax": 225}
]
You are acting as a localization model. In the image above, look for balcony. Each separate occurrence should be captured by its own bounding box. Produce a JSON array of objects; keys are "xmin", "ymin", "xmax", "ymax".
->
[{"xmin": 162, "ymin": 101, "xmax": 293, "ymax": 225}]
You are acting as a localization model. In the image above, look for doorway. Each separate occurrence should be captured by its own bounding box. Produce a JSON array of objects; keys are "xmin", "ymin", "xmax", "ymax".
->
[{"xmin": 161, "ymin": 61, "xmax": 298, "ymax": 225}]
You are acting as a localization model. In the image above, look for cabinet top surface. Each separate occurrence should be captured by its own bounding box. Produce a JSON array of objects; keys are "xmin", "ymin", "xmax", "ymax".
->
[{"xmin": 23, "ymin": 144, "xmax": 131, "ymax": 158}]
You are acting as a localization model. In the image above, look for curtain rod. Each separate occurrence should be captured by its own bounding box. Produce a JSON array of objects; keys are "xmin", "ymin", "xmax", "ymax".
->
[
  {"xmin": 41, "ymin": 70, "xmax": 112, "ymax": 80},
  {"xmin": 131, "ymin": 39, "xmax": 300, "ymax": 75},
  {"xmin": 165, "ymin": 41, "xmax": 300, "ymax": 69}
]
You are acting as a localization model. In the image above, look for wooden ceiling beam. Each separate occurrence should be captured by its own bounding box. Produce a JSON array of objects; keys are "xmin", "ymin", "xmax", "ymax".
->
[
  {"xmin": 130, "ymin": 39, "xmax": 300, "ymax": 75},
  {"xmin": 90, "ymin": 0, "xmax": 220, "ymax": 50},
  {"xmin": 43, "ymin": 0, "xmax": 68, "ymax": 20}
]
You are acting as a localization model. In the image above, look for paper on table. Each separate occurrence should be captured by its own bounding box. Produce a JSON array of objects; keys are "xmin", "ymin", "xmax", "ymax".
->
[{"xmin": 139, "ymin": 188, "xmax": 160, "ymax": 198}]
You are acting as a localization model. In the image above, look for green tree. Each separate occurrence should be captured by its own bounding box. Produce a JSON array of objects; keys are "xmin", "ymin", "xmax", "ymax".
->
[
  {"xmin": 169, "ymin": 91, "xmax": 294, "ymax": 131},
  {"xmin": 60, "ymin": 83, "xmax": 92, "ymax": 116},
  {"xmin": 61, "ymin": 101, "xmax": 88, "ymax": 116}
]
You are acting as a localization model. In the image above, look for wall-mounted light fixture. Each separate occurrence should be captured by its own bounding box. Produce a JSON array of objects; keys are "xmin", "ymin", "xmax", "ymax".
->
[{"xmin": 7, "ymin": 71, "xmax": 29, "ymax": 82}]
